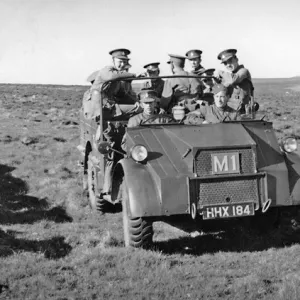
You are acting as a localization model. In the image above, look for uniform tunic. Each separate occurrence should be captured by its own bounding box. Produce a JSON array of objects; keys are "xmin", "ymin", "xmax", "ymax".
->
[
  {"xmin": 89, "ymin": 66, "xmax": 138, "ymax": 119},
  {"xmin": 143, "ymin": 78, "xmax": 165, "ymax": 97},
  {"xmin": 184, "ymin": 104, "xmax": 240, "ymax": 125},
  {"xmin": 160, "ymin": 69, "xmax": 203, "ymax": 110},
  {"xmin": 216, "ymin": 65, "xmax": 253, "ymax": 110},
  {"xmin": 91, "ymin": 65, "xmax": 136, "ymax": 104},
  {"xmin": 190, "ymin": 64, "xmax": 205, "ymax": 75},
  {"xmin": 127, "ymin": 112, "xmax": 172, "ymax": 128}
]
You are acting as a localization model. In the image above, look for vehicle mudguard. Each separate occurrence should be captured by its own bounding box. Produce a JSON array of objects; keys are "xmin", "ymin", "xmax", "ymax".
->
[
  {"xmin": 114, "ymin": 159, "xmax": 162, "ymax": 218},
  {"xmin": 284, "ymin": 152, "xmax": 300, "ymax": 204}
]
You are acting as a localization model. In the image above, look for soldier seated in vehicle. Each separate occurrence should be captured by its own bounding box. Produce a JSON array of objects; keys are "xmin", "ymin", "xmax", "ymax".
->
[
  {"xmin": 127, "ymin": 89, "xmax": 172, "ymax": 128},
  {"xmin": 196, "ymin": 68, "xmax": 216, "ymax": 106},
  {"xmin": 185, "ymin": 49, "xmax": 205, "ymax": 75},
  {"xmin": 141, "ymin": 62, "xmax": 165, "ymax": 98},
  {"xmin": 184, "ymin": 84, "xmax": 240, "ymax": 125},
  {"xmin": 160, "ymin": 54, "xmax": 204, "ymax": 113},
  {"xmin": 214, "ymin": 49, "xmax": 254, "ymax": 112},
  {"xmin": 89, "ymin": 48, "xmax": 141, "ymax": 120}
]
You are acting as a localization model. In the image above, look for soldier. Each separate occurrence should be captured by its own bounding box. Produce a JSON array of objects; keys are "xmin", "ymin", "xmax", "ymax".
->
[
  {"xmin": 198, "ymin": 68, "xmax": 215, "ymax": 105},
  {"xmin": 127, "ymin": 89, "xmax": 171, "ymax": 128},
  {"xmin": 160, "ymin": 54, "xmax": 203, "ymax": 112},
  {"xmin": 90, "ymin": 48, "xmax": 139, "ymax": 119},
  {"xmin": 184, "ymin": 84, "xmax": 240, "ymax": 125},
  {"xmin": 214, "ymin": 49, "xmax": 253, "ymax": 111},
  {"xmin": 185, "ymin": 49, "xmax": 205, "ymax": 75},
  {"xmin": 142, "ymin": 62, "xmax": 165, "ymax": 97}
]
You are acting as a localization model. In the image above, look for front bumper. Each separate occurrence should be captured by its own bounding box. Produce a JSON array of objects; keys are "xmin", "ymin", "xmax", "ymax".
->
[{"xmin": 188, "ymin": 172, "xmax": 269, "ymax": 217}]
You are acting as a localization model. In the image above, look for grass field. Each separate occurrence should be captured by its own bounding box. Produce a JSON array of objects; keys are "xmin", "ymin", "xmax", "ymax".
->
[{"xmin": 1, "ymin": 78, "xmax": 300, "ymax": 299}]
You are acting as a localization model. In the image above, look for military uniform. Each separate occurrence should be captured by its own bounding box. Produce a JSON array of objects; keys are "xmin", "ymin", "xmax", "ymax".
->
[
  {"xmin": 128, "ymin": 112, "xmax": 171, "ymax": 128},
  {"xmin": 89, "ymin": 49, "xmax": 139, "ymax": 119},
  {"xmin": 215, "ymin": 49, "xmax": 253, "ymax": 111},
  {"xmin": 143, "ymin": 79, "xmax": 164, "ymax": 97},
  {"xmin": 142, "ymin": 62, "xmax": 164, "ymax": 97},
  {"xmin": 184, "ymin": 104, "xmax": 239, "ymax": 125},
  {"xmin": 161, "ymin": 54, "xmax": 203, "ymax": 111},
  {"xmin": 199, "ymin": 68, "xmax": 216, "ymax": 105}
]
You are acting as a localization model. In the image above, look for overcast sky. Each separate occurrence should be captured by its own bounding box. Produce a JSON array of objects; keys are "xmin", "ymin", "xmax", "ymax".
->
[{"xmin": 0, "ymin": 0, "xmax": 299, "ymax": 85}]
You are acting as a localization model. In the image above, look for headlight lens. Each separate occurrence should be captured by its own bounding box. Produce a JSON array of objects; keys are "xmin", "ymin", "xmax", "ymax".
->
[
  {"xmin": 131, "ymin": 145, "xmax": 148, "ymax": 162},
  {"xmin": 282, "ymin": 137, "xmax": 297, "ymax": 153}
]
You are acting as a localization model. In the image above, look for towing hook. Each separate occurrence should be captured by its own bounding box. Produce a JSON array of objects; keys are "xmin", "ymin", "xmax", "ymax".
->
[{"xmin": 262, "ymin": 198, "xmax": 272, "ymax": 213}]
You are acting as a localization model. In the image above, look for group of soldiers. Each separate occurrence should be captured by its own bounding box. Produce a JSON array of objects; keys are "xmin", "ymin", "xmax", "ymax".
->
[{"xmin": 82, "ymin": 47, "xmax": 254, "ymax": 125}]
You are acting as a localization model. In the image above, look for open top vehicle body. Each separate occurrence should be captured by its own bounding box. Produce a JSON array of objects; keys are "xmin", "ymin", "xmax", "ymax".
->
[{"xmin": 78, "ymin": 75, "xmax": 300, "ymax": 247}]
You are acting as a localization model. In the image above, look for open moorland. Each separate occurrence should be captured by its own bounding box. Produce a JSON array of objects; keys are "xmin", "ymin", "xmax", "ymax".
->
[{"xmin": 1, "ymin": 77, "xmax": 300, "ymax": 299}]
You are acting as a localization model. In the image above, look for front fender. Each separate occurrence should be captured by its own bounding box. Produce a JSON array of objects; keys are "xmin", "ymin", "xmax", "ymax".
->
[{"xmin": 114, "ymin": 159, "xmax": 162, "ymax": 218}]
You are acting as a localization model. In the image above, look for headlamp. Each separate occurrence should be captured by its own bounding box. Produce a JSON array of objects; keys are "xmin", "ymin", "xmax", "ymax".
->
[
  {"xmin": 130, "ymin": 145, "xmax": 148, "ymax": 162},
  {"xmin": 282, "ymin": 137, "xmax": 297, "ymax": 153}
]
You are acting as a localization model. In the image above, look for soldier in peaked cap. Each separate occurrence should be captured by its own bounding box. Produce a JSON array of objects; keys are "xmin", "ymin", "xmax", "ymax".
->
[
  {"xmin": 142, "ymin": 62, "xmax": 165, "ymax": 97},
  {"xmin": 89, "ymin": 48, "xmax": 140, "ymax": 119},
  {"xmin": 184, "ymin": 83, "xmax": 240, "ymax": 125},
  {"xmin": 186, "ymin": 49, "xmax": 205, "ymax": 75},
  {"xmin": 197, "ymin": 68, "xmax": 216, "ymax": 105},
  {"xmin": 214, "ymin": 49, "xmax": 253, "ymax": 111},
  {"xmin": 126, "ymin": 89, "xmax": 171, "ymax": 128},
  {"xmin": 161, "ymin": 54, "xmax": 203, "ymax": 112}
]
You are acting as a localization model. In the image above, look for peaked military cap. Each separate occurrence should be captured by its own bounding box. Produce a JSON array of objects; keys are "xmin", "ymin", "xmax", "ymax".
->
[
  {"xmin": 143, "ymin": 62, "xmax": 160, "ymax": 71},
  {"xmin": 86, "ymin": 70, "xmax": 99, "ymax": 83},
  {"xmin": 217, "ymin": 49, "xmax": 237, "ymax": 63},
  {"xmin": 212, "ymin": 83, "xmax": 228, "ymax": 94},
  {"xmin": 109, "ymin": 48, "xmax": 131, "ymax": 60},
  {"xmin": 185, "ymin": 49, "xmax": 202, "ymax": 60},
  {"xmin": 138, "ymin": 89, "xmax": 158, "ymax": 102},
  {"xmin": 167, "ymin": 54, "xmax": 186, "ymax": 64},
  {"xmin": 199, "ymin": 68, "xmax": 215, "ymax": 76}
]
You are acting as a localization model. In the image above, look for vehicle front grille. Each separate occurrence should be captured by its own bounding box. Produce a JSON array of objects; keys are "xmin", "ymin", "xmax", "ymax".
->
[
  {"xmin": 194, "ymin": 148, "xmax": 256, "ymax": 177},
  {"xmin": 190, "ymin": 176, "xmax": 260, "ymax": 207}
]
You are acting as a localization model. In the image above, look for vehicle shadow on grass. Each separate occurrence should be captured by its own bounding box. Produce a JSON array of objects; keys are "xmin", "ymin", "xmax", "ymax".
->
[
  {"xmin": 0, "ymin": 229, "xmax": 72, "ymax": 259},
  {"xmin": 153, "ymin": 218, "xmax": 282, "ymax": 255},
  {"xmin": 0, "ymin": 164, "xmax": 72, "ymax": 224}
]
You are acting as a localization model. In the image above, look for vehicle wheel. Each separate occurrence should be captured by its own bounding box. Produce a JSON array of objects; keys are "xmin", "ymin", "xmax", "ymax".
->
[
  {"xmin": 121, "ymin": 180, "xmax": 153, "ymax": 248},
  {"xmin": 279, "ymin": 206, "xmax": 300, "ymax": 245},
  {"xmin": 87, "ymin": 156, "xmax": 110, "ymax": 213}
]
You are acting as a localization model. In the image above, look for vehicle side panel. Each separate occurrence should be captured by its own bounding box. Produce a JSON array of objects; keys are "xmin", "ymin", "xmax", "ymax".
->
[{"xmin": 243, "ymin": 122, "xmax": 290, "ymax": 206}]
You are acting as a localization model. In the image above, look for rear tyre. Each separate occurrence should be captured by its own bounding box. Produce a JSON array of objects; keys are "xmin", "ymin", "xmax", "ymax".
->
[
  {"xmin": 87, "ymin": 156, "xmax": 111, "ymax": 213},
  {"xmin": 279, "ymin": 206, "xmax": 300, "ymax": 245},
  {"xmin": 121, "ymin": 180, "xmax": 153, "ymax": 248}
]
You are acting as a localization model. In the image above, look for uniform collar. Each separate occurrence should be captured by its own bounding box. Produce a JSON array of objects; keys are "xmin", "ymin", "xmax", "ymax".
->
[{"xmin": 233, "ymin": 64, "xmax": 244, "ymax": 73}]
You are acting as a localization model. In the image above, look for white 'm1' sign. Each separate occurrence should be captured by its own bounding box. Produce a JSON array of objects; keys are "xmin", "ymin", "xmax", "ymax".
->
[{"xmin": 211, "ymin": 152, "xmax": 240, "ymax": 174}]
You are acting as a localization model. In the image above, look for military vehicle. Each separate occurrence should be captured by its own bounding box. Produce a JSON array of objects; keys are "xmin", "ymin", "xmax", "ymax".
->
[{"xmin": 78, "ymin": 75, "xmax": 300, "ymax": 248}]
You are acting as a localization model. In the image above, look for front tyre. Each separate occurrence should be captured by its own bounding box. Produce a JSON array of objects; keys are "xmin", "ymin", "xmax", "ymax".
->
[
  {"xmin": 121, "ymin": 180, "xmax": 153, "ymax": 248},
  {"xmin": 279, "ymin": 206, "xmax": 300, "ymax": 245}
]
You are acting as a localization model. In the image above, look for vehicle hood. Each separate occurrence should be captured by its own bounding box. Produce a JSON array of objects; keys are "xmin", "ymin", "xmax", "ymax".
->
[{"xmin": 126, "ymin": 123, "xmax": 256, "ymax": 178}]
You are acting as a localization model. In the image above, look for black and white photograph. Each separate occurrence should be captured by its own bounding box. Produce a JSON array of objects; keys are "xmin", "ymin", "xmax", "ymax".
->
[{"xmin": 1, "ymin": 0, "xmax": 300, "ymax": 299}]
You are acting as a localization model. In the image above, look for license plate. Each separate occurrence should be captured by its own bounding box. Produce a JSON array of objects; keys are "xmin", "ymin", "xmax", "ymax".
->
[
  {"xmin": 211, "ymin": 152, "xmax": 240, "ymax": 174},
  {"xmin": 202, "ymin": 203, "xmax": 254, "ymax": 220}
]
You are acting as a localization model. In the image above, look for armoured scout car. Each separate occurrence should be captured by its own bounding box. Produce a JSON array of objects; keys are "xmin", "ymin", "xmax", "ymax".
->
[{"xmin": 78, "ymin": 75, "xmax": 300, "ymax": 248}]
